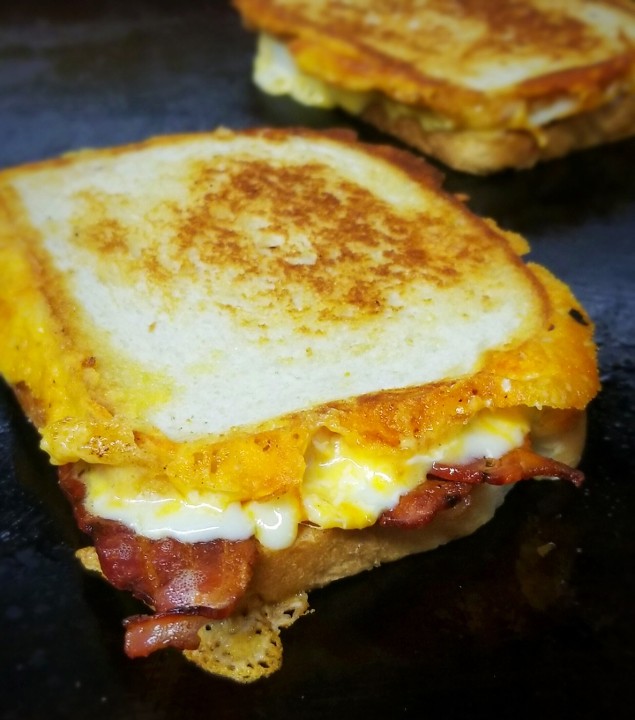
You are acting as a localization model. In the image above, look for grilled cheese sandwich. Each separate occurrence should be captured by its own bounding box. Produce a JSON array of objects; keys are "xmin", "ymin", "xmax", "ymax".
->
[
  {"xmin": 0, "ymin": 128, "xmax": 598, "ymax": 681},
  {"xmin": 234, "ymin": 0, "xmax": 635, "ymax": 173}
]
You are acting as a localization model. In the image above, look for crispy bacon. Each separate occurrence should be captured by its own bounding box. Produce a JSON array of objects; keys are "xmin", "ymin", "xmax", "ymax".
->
[
  {"xmin": 380, "ymin": 445, "xmax": 584, "ymax": 529},
  {"xmin": 123, "ymin": 611, "xmax": 214, "ymax": 658},
  {"xmin": 428, "ymin": 445, "xmax": 584, "ymax": 488},
  {"xmin": 58, "ymin": 465, "xmax": 257, "ymax": 658},
  {"xmin": 379, "ymin": 479, "xmax": 473, "ymax": 529},
  {"xmin": 88, "ymin": 523, "xmax": 257, "ymax": 616}
]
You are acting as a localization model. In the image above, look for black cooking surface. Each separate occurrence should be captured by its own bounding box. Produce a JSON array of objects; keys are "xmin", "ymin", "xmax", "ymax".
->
[{"xmin": 1, "ymin": 3, "xmax": 634, "ymax": 719}]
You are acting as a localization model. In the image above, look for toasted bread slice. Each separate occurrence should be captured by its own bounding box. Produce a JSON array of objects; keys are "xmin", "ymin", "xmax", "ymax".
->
[
  {"xmin": 235, "ymin": 0, "xmax": 635, "ymax": 173},
  {"xmin": 0, "ymin": 128, "xmax": 598, "ymax": 681},
  {"xmin": 0, "ymin": 127, "xmax": 564, "ymax": 476}
]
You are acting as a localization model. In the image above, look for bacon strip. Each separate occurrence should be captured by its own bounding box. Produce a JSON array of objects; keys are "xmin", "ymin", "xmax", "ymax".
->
[
  {"xmin": 379, "ymin": 479, "xmax": 472, "ymax": 529},
  {"xmin": 124, "ymin": 611, "xmax": 214, "ymax": 658},
  {"xmin": 58, "ymin": 465, "xmax": 257, "ymax": 658},
  {"xmin": 428, "ymin": 445, "xmax": 584, "ymax": 488},
  {"xmin": 88, "ymin": 523, "xmax": 257, "ymax": 615},
  {"xmin": 380, "ymin": 445, "xmax": 584, "ymax": 529}
]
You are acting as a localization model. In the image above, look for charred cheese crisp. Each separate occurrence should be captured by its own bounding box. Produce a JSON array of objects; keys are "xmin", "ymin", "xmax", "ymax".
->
[
  {"xmin": 233, "ymin": 0, "xmax": 635, "ymax": 173},
  {"xmin": 0, "ymin": 128, "xmax": 598, "ymax": 682}
]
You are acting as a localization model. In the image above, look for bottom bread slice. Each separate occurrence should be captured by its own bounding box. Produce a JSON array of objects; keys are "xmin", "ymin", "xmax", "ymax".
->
[
  {"xmin": 362, "ymin": 93, "xmax": 635, "ymax": 174},
  {"xmin": 77, "ymin": 483, "xmax": 509, "ymax": 682}
]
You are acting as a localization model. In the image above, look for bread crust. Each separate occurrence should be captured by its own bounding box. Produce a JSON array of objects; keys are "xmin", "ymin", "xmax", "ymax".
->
[
  {"xmin": 362, "ymin": 94, "xmax": 635, "ymax": 174},
  {"xmin": 249, "ymin": 485, "xmax": 508, "ymax": 603}
]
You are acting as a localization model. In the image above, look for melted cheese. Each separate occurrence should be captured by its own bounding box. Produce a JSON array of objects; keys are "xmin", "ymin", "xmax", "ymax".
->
[
  {"xmin": 254, "ymin": 32, "xmax": 374, "ymax": 114},
  {"xmin": 82, "ymin": 408, "xmax": 529, "ymax": 549},
  {"xmin": 252, "ymin": 34, "xmax": 452, "ymax": 130}
]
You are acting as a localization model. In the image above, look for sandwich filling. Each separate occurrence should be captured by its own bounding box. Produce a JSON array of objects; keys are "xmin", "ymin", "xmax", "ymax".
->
[
  {"xmin": 254, "ymin": 32, "xmax": 633, "ymax": 140},
  {"xmin": 59, "ymin": 408, "xmax": 584, "ymax": 662},
  {"xmin": 80, "ymin": 407, "xmax": 530, "ymax": 550}
]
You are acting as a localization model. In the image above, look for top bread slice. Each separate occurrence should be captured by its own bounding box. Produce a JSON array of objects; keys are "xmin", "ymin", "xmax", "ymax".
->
[
  {"xmin": 234, "ymin": 0, "xmax": 635, "ymax": 173},
  {"xmin": 0, "ymin": 128, "xmax": 598, "ymax": 501},
  {"xmin": 0, "ymin": 128, "xmax": 585, "ymax": 484}
]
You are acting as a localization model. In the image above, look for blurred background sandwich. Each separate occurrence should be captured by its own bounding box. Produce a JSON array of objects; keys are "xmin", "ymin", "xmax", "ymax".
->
[{"xmin": 234, "ymin": 0, "xmax": 635, "ymax": 173}]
